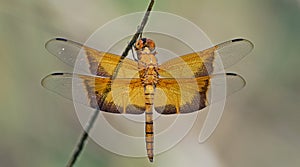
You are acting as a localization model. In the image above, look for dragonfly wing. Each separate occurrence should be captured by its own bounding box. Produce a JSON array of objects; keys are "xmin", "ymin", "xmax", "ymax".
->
[
  {"xmin": 158, "ymin": 38, "xmax": 253, "ymax": 78},
  {"xmin": 154, "ymin": 73, "xmax": 246, "ymax": 114},
  {"xmin": 216, "ymin": 39, "xmax": 253, "ymax": 69},
  {"xmin": 45, "ymin": 38, "xmax": 139, "ymax": 78},
  {"xmin": 41, "ymin": 73, "xmax": 145, "ymax": 114},
  {"xmin": 154, "ymin": 76, "xmax": 209, "ymax": 114},
  {"xmin": 222, "ymin": 72, "xmax": 246, "ymax": 95},
  {"xmin": 41, "ymin": 72, "xmax": 74, "ymax": 100}
]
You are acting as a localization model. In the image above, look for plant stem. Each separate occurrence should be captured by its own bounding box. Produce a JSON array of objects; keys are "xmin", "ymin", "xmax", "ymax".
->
[{"xmin": 66, "ymin": 1, "xmax": 155, "ymax": 166}]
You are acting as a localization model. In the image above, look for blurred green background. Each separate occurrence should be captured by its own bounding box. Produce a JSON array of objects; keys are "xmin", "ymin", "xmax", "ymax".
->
[{"xmin": 1, "ymin": 0, "xmax": 300, "ymax": 166}]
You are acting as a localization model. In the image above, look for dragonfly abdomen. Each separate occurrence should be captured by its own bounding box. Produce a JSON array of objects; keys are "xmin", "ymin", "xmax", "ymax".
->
[
  {"xmin": 144, "ymin": 84, "xmax": 155, "ymax": 162},
  {"xmin": 135, "ymin": 38, "xmax": 159, "ymax": 162}
]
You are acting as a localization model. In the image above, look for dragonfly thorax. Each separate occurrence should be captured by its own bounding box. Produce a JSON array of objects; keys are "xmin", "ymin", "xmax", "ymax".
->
[{"xmin": 136, "ymin": 38, "xmax": 159, "ymax": 85}]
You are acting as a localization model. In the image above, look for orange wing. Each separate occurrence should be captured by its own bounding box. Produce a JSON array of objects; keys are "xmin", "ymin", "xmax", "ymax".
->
[
  {"xmin": 154, "ymin": 73, "xmax": 246, "ymax": 114},
  {"xmin": 158, "ymin": 47, "xmax": 215, "ymax": 78},
  {"xmin": 45, "ymin": 38, "xmax": 139, "ymax": 78},
  {"xmin": 42, "ymin": 73, "xmax": 246, "ymax": 114},
  {"xmin": 80, "ymin": 74, "xmax": 145, "ymax": 114},
  {"xmin": 43, "ymin": 38, "xmax": 251, "ymax": 114},
  {"xmin": 42, "ymin": 73, "xmax": 145, "ymax": 114},
  {"xmin": 158, "ymin": 38, "xmax": 253, "ymax": 78},
  {"xmin": 154, "ymin": 76, "xmax": 210, "ymax": 114},
  {"xmin": 41, "ymin": 73, "xmax": 210, "ymax": 115}
]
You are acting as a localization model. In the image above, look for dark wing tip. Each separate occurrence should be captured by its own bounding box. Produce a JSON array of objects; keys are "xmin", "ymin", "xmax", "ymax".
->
[
  {"xmin": 226, "ymin": 72, "xmax": 247, "ymax": 90},
  {"xmin": 225, "ymin": 72, "xmax": 238, "ymax": 76},
  {"xmin": 51, "ymin": 72, "xmax": 64, "ymax": 76},
  {"xmin": 45, "ymin": 38, "xmax": 68, "ymax": 48},
  {"xmin": 231, "ymin": 38, "xmax": 244, "ymax": 42},
  {"xmin": 232, "ymin": 38, "xmax": 254, "ymax": 48},
  {"xmin": 41, "ymin": 72, "xmax": 72, "ymax": 87},
  {"xmin": 55, "ymin": 37, "xmax": 68, "ymax": 42}
]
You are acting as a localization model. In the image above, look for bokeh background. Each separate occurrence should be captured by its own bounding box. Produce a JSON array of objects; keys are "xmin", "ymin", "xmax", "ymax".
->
[{"xmin": 1, "ymin": 0, "xmax": 300, "ymax": 166}]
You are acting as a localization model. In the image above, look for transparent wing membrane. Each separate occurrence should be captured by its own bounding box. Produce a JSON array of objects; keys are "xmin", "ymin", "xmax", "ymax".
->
[
  {"xmin": 45, "ymin": 38, "xmax": 83, "ymax": 68},
  {"xmin": 41, "ymin": 72, "xmax": 74, "ymax": 100},
  {"xmin": 46, "ymin": 38, "xmax": 139, "ymax": 78},
  {"xmin": 46, "ymin": 38, "xmax": 253, "ymax": 78},
  {"xmin": 158, "ymin": 38, "xmax": 253, "ymax": 78},
  {"xmin": 216, "ymin": 38, "xmax": 253, "ymax": 68}
]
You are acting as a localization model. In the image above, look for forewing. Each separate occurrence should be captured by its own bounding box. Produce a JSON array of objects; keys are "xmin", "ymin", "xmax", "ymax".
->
[
  {"xmin": 45, "ymin": 38, "xmax": 139, "ymax": 78},
  {"xmin": 41, "ymin": 73, "xmax": 145, "ymax": 114},
  {"xmin": 154, "ymin": 73, "xmax": 246, "ymax": 114},
  {"xmin": 158, "ymin": 38, "xmax": 253, "ymax": 78}
]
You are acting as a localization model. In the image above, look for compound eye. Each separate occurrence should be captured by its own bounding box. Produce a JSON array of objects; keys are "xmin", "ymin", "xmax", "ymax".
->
[
  {"xmin": 135, "ymin": 39, "xmax": 144, "ymax": 50},
  {"xmin": 146, "ymin": 39, "xmax": 156, "ymax": 51}
]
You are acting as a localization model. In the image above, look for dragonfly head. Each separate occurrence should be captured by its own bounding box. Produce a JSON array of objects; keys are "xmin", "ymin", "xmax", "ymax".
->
[{"xmin": 135, "ymin": 38, "xmax": 156, "ymax": 53}]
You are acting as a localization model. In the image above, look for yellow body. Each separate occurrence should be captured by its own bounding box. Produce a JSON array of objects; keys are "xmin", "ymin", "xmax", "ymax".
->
[{"xmin": 137, "ymin": 47, "xmax": 158, "ymax": 162}]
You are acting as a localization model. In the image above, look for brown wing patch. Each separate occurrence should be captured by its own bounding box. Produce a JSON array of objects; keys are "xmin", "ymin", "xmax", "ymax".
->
[
  {"xmin": 84, "ymin": 47, "xmax": 139, "ymax": 78},
  {"xmin": 154, "ymin": 76, "xmax": 210, "ymax": 114},
  {"xmin": 158, "ymin": 46, "xmax": 216, "ymax": 78},
  {"xmin": 80, "ymin": 75, "xmax": 145, "ymax": 114}
]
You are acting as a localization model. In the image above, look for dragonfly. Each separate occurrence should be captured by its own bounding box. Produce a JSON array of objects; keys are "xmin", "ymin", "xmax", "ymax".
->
[{"xmin": 42, "ymin": 37, "xmax": 253, "ymax": 162}]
